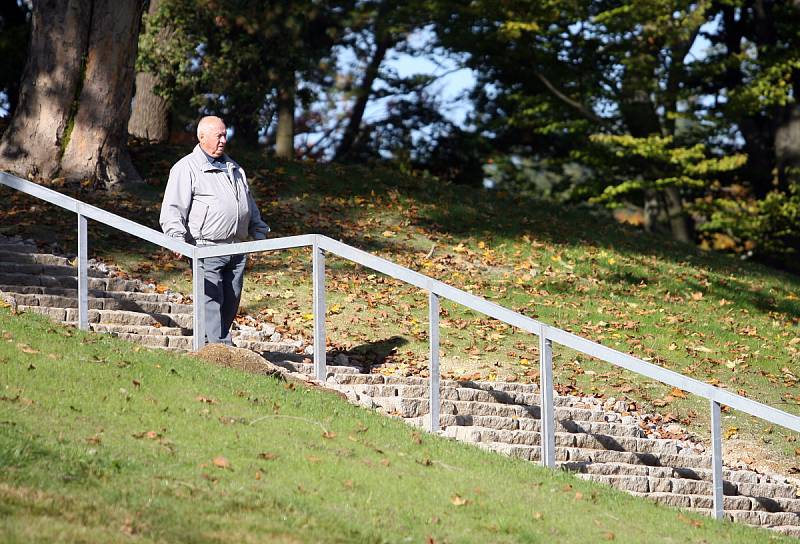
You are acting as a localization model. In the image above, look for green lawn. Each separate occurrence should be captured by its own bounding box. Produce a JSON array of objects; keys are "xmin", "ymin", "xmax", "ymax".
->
[
  {"xmin": 0, "ymin": 141, "xmax": 798, "ymax": 464},
  {"xmin": 0, "ymin": 309, "xmax": 790, "ymax": 543}
]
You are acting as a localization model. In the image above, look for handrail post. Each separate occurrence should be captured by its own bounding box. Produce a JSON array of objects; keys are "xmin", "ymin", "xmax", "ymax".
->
[
  {"xmin": 77, "ymin": 214, "xmax": 89, "ymax": 330},
  {"xmin": 711, "ymin": 400, "xmax": 724, "ymax": 520},
  {"xmin": 312, "ymin": 237, "xmax": 326, "ymax": 381},
  {"xmin": 539, "ymin": 325, "xmax": 555, "ymax": 468},
  {"xmin": 192, "ymin": 255, "xmax": 205, "ymax": 351},
  {"xmin": 428, "ymin": 291, "xmax": 440, "ymax": 432}
]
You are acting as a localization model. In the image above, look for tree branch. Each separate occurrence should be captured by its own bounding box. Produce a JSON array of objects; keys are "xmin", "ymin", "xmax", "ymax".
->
[{"xmin": 533, "ymin": 70, "xmax": 607, "ymax": 126}]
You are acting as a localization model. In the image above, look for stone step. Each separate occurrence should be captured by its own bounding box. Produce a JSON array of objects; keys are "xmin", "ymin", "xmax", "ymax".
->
[
  {"xmin": 577, "ymin": 473, "xmax": 799, "ymax": 500},
  {"xmin": 0, "ymin": 240, "xmax": 38, "ymax": 253},
  {"xmin": 349, "ymin": 383, "xmax": 605, "ymax": 410},
  {"xmin": 405, "ymin": 414, "xmax": 645, "ymax": 438},
  {"xmin": 0, "ymin": 284, "xmax": 183, "ymax": 304},
  {"xmin": 561, "ymin": 460, "xmax": 786, "ymax": 487},
  {"xmin": 0, "ymin": 250, "xmax": 72, "ymax": 266},
  {"xmin": 326, "ymin": 366, "xmax": 543, "ymax": 395},
  {"xmin": 0, "ymin": 272, "xmax": 144, "ymax": 292},
  {"xmin": 19, "ymin": 306, "xmax": 193, "ymax": 328},
  {"xmin": 371, "ymin": 396, "xmax": 612, "ymax": 422},
  {"xmin": 8, "ymin": 292, "xmax": 193, "ymax": 314},
  {"xmin": 86, "ymin": 323, "xmax": 188, "ymax": 336},
  {"xmin": 0, "ymin": 261, "xmax": 107, "ymax": 278},
  {"xmin": 478, "ymin": 441, "xmax": 710, "ymax": 469},
  {"xmin": 627, "ymin": 492, "xmax": 800, "ymax": 526},
  {"xmin": 444, "ymin": 426, "xmax": 684, "ymax": 456}
]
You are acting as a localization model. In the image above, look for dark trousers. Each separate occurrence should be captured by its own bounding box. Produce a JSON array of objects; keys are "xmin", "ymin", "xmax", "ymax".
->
[{"xmin": 201, "ymin": 254, "xmax": 247, "ymax": 345}]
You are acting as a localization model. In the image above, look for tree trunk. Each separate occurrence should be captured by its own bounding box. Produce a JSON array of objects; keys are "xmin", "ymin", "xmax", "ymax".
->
[
  {"xmin": 60, "ymin": 0, "xmax": 144, "ymax": 188},
  {"xmin": 334, "ymin": 35, "xmax": 393, "ymax": 161},
  {"xmin": 127, "ymin": 0, "xmax": 169, "ymax": 143},
  {"xmin": 128, "ymin": 71, "xmax": 170, "ymax": 142},
  {"xmin": 0, "ymin": 0, "xmax": 91, "ymax": 180},
  {"xmin": 275, "ymin": 70, "xmax": 295, "ymax": 159},
  {"xmin": 775, "ymin": 69, "xmax": 800, "ymax": 187}
]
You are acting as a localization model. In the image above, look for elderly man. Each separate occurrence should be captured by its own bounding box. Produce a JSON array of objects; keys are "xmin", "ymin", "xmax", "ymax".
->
[{"xmin": 160, "ymin": 116, "xmax": 269, "ymax": 345}]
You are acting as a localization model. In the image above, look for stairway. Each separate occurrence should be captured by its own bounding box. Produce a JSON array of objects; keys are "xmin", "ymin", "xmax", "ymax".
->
[
  {"xmin": 0, "ymin": 234, "xmax": 304, "ymax": 353},
  {"xmin": 1, "ymin": 233, "xmax": 799, "ymax": 536}
]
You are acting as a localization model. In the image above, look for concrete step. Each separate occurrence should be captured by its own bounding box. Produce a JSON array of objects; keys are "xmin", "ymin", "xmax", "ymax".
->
[
  {"xmin": 8, "ymin": 292, "xmax": 193, "ymax": 314},
  {"xmin": 0, "ymin": 250, "xmax": 72, "ymax": 266},
  {"xmin": 0, "ymin": 261, "xmax": 107, "ymax": 278},
  {"xmin": 0, "ymin": 239, "xmax": 38, "ymax": 253},
  {"xmin": 478, "ymin": 441, "xmax": 710, "ymax": 469},
  {"xmin": 0, "ymin": 284, "xmax": 183, "ymax": 304},
  {"xmin": 19, "ymin": 306, "xmax": 193, "ymax": 329},
  {"xmin": 561, "ymin": 460, "xmax": 783, "ymax": 487},
  {"xmin": 578, "ymin": 472, "xmax": 799, "ymax": 501},
  {"xmin": 405, "ymin": 414, "xmax": 645, "ymax": 438},
  {"xmin": 0, "ymin": 272, "xmax": 144, "ymax": 291},
  {"xmin": 444, "ymin": 426, "xmax": 684, "ymax": 456},
  {"xmin": 371, "ymin": 396, "xmax": 612, "ymax": 423},
  {"xmin": 347, "ymin": 383, "xmax": 600, "ymax": 409}
]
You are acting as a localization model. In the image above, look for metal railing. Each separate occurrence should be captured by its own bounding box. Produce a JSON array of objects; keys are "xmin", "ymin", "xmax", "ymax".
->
[{"xmin": 2, "ymin": 171, "xmax": 799, "ymax": 521}]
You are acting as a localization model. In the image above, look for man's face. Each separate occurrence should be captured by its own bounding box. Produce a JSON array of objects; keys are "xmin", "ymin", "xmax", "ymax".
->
[{"xmin": 199, "ymin": 120, "xmax": 227, "ymax": 158}]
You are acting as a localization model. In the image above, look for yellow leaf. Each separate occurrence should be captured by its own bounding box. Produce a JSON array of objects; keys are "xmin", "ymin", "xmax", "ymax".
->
[
  {"xmin": 382, "ymin": 230, "xmax": 396, "ymax": 238},
  {"xmin": 691, "ymin": 291, "xmax": 704, "ymax": 301},
  {"xmin": 723, "ymin": 427, "xmax": 739, "ymax": 440},
  {"xmin": 450, "ymin": 494, "xmax": 468, "ymax": 506},
  {"xmin": 607, "ymin": 258, "xmax": 616, "ymax": 265}
]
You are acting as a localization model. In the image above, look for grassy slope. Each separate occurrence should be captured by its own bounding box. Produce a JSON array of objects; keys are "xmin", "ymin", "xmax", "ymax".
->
[
  {"xmin": 0, "ymin": 309, "xmax": 790, "ymax": 543},
  {"xmin": 0, "ymin": 142, "xmax": 798, "ymax": 461}
]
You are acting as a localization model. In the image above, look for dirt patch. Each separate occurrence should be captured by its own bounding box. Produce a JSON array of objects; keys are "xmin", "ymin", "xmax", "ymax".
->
[
  {"xmin": 193, "ymin": 344, "xmax": 345, "ymax": 399},
  {"xmin": 724, "ymin": 439, "xmax": 800, "ymax": 485},
  {"xmin": 194, "ymin": 344, "xmax": 285, "ymax": 376}
]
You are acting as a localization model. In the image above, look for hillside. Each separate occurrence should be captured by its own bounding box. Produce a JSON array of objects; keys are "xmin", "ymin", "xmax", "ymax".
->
[
  {"xmin": 0, "ymin": 308, "xmax": 789, "ymax": 543},
  {"xmin": 1, "ymin": 142, "xmax": 799, "ymax": 467}
]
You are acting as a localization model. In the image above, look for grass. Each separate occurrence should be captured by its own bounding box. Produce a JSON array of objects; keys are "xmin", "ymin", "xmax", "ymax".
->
[
  {"xmin": 0, "ymin": 308, "xmax": 792, "ymax": 543},
  {"xmin": 0, "ymin": 142, "xmax": 799, "ymax": 464}
]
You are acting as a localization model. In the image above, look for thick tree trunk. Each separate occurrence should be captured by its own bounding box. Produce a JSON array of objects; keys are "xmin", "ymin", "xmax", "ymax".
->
[
  {"xmin": 775, "ymin": 70, "xmax": 800, "ymax": 187},
  {"xmin": 60, "ymin": 0, "xmax": 144, "ymax": 188},
  {"xmin": 128, "ymin": 71, "xmax": 170, "ymax": 142},
  {"xmin": 0, "ymin": 0, "xmax": 90, "ymax": 180},
  {"xmin": 275, "ymin": 71, "xmax": 295, "ymax": 159},
  {"xmin": 128, "ymin": 0, "xmax": 169, "ymax": 143},
  {"xmin": 334, "ymin": 35, "xmax": 392, "ymax": 162}
]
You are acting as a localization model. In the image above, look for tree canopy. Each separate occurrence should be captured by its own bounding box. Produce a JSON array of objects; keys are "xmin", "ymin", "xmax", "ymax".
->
[{"xmin": 1, "ymin": 0, "xmax": 799, "ymax": 269}]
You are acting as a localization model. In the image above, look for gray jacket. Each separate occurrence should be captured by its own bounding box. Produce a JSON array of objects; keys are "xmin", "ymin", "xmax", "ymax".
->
[{"xmin": 159, "ymin": 145, "xmax": 270, "ymax": 245}]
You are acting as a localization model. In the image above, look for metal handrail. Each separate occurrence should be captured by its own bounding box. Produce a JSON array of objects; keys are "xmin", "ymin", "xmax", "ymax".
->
[{"xmin": 2, "ymin": 170, "xmax": 799, "ymax": 521}]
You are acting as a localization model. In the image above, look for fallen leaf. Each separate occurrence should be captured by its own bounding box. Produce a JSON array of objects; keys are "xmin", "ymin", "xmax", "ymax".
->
[
  {"xmin": 532, "ymin": 512, "xmax": 544, "ymax": 520},
  {"xmin": 322, "ymin": 431, "xmax": 337, "ymax": 439},
  {"xmin": 212, "ymin": 456, "xmax": 231, "ymax": 469},
  {"xmin": 723, "ymin": 427, "xmax": 739, "ymax": 440},
  {"xmin": 450, "ymin": 494, "xmax": 468, "ymax": 506},
  {"xmin": 669, "ymin": 387, "xmax": 687, "ymax": 399},
  {"xmin": 196, "ymin": 395, "xmax": 218, "ymax": 404},
  {"xmin": 258, "ymin": 452, "xmax": 278, "ymax": 461}
]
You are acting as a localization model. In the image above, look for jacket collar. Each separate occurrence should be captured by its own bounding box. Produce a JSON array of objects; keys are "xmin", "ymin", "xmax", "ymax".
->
[{"xmin": 192, "ymin": 144, "xmax": 239, "ymax": 173}]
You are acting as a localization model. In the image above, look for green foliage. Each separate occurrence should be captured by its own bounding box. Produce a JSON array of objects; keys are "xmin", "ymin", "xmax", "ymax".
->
[
  {"xmin": 695, "ymin": 183, "xmax": 800, "ymax": 266},
  {"xmin": 574, "ymin": 134, "xmax": 746, "ymax": 207},
  {"xmin": 137, "ymin": 0, "xmax": 353, "ymax": 142}
]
